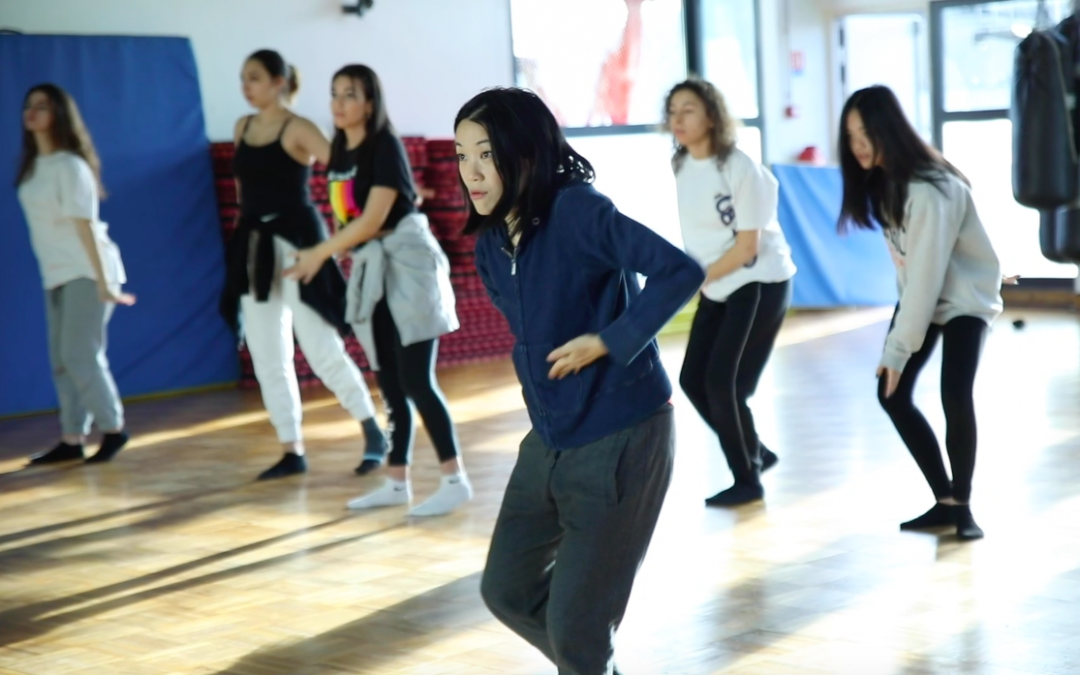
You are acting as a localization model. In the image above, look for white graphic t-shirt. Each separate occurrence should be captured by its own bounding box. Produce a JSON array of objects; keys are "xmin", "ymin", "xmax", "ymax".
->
[
  {"xmin": 674, "ymin": 148, "xmax": 796, "ymax": 302},
  {"xmin": 17, "ymin": 151, "xmax": 125, "ymax": 290}
]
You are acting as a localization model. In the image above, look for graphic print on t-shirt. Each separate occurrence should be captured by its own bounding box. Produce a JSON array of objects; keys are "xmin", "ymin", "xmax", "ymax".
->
[
  {"xmin": 675, "ymin": 148, "xmax": 796, "ymax": 301},
  {"xmin": 886, "ymin": 226, "xmax": 907, "ymax": 257},
  {"xmin": 328, "ymin": 165, "xmax": 362, "ymax": 227},
  {"xmin": 715, "ymin": 192, "xmax": 756, "ymax": 267},
  {"xmin": 715, "ymin": 193, "xmax": 736, "ymax": 228}
]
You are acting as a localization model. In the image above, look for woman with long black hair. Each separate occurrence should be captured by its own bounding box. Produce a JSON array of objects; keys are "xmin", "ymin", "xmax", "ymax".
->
[
  {"xmin": 838, "ymin": 85, "xmax": 1004, "ymax": 540},
  {"xmin": 455, "ymin": 87, "xmax": 703, "ymax": 674},
  {"xmin": 16, "ymin": 83, "xmax": 133, "ymax": 465}
]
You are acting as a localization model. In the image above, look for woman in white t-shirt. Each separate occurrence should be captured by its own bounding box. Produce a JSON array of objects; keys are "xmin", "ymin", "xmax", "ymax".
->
[
  {"xmin": 16, "ymin": 84, "xmax": 134, "ymax": 465},
  {"xmin": 665, "ymin": 79, "xmax": 797, "ymax": 507}
]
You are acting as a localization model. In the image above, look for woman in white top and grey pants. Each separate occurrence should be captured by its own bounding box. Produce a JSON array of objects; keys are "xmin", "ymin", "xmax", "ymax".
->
[{"xmin": 16, "ymin": 84, "xmax": 133, "ymax": 465}]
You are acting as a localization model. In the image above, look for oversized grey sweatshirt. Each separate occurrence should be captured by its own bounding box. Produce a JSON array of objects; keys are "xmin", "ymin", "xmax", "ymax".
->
[
  {"xmin": 345, "ymin": 213, "xmax": 459, "ymax": 371},
  {"xmin": 881, "ymin": 172, "xmax": 1003, "ymax": 372}
]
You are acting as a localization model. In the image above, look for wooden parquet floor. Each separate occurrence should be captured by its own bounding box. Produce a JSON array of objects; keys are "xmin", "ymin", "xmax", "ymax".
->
[{"xmin": 1, "ymin": 308, "xmax": 1079, "ymax": 675}]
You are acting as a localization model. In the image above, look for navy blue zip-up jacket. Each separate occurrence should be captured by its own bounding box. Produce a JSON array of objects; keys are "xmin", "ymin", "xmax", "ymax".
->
[{"xmin": 474, "ymin": 182, "xmax": 706, "ymax": 450}]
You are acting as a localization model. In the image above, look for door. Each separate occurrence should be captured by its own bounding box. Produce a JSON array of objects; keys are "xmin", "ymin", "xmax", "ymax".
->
[{"xmin": 840, "ymin": 13, "xmax": 929, "ymax": 141}]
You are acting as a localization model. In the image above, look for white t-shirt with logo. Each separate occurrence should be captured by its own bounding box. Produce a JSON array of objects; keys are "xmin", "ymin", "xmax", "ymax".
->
[
  {"xmin": 17, "ymin": 151, "xmax": 126, "ymax": 290},
  {"xmin": 674, "ymin": 148, "xmax": 796, "ymax": 302}
]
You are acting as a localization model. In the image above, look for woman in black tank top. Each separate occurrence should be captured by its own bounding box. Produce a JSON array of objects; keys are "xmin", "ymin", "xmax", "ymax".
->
[{"xmin": 221, "ymin": 49, "xmax": 386, "ymax": 481}]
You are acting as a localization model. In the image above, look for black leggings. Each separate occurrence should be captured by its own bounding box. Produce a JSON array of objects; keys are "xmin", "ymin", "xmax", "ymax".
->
[
  {"xmin": 372, "ymin": 299, "xmax": 460, "ymax": 467},
  {"xmin": 680, "ymin": 280, "xmax": 791, "ymax": 485},
  {"xmin": 878, "ymin": 313, "xmax": 987, "ymax": 503}
]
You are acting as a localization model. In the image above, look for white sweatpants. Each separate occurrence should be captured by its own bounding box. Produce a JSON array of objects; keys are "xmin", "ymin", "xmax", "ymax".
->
[{"xmin": 241, "ymin": 235, "xmax": 376, "ymax": 444}]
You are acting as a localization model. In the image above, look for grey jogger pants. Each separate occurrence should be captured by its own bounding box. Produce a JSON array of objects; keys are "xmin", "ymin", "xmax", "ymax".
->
[
  {"xmin": 45, "ymin": 278, "xmax": 124, "ymax": 435},
  {"xmin": 480, "ymin": 404, "xmax": 675, "ymax": 675}
]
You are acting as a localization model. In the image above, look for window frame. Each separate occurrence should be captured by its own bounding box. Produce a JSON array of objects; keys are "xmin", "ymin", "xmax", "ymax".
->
[
  {"xmin": 504, "ymin": 0, "xmax": 765, "ymax": 150},
  {"xmin": 930, "ymin": 0, "xmax": 1078, "ymax": 285}
]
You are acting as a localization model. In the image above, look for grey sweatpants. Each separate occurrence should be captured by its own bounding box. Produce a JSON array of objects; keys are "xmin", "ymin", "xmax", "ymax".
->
[
  {"xmin": 45, "ymin": 278, "xmax": 124, "ymax": 435},
  {"xmin": 481, "ymin": 404, "xmax": 675, "ymax": 675}
]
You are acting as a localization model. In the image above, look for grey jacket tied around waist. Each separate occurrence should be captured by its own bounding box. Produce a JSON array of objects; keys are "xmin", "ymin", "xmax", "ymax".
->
[{"xmin": 346, "ymin": 213, "xmax": 460, "ymax": 370}]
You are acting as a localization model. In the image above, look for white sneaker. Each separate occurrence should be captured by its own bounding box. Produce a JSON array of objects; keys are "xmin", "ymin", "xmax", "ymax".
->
[
  {"xmin": 409, "ymin": 474, "xmax": 474, "ymax": 517},
  {"xmin": 346, "ymin": 479, "xmax": 411, "ymax": 510}
]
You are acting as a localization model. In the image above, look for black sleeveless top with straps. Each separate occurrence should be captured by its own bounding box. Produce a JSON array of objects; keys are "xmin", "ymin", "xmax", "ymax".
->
[
  {"xmin": 220, "ymin": 116, "xmax": 350, "ymax": 338},
  {"xmin": 233, "ymin": 117, "xmax": 312, "ymax": 216}
]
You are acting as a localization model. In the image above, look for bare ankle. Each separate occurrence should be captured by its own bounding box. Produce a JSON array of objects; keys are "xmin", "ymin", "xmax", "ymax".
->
[{"xmin": 439, "ymin": 457, "xmax": 464, "ymax": 476}]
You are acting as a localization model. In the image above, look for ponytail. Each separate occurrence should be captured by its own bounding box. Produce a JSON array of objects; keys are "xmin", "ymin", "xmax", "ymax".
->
[
  {"xmin": 246, "ymin": 49, "xmax": 299, "ymax": 103},
  {"xmin": 285, "ymin": 64, "xmax": 301, "ymax": 103}
]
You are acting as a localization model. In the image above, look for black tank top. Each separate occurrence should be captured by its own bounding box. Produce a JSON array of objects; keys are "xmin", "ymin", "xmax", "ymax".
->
[
  {"xmin": 220, "ymin": 115, "xmax": 348, "ymax": 339},
  {"xmin": 233, "ymin": 116, "xmax": 312, "ymax": 216}
]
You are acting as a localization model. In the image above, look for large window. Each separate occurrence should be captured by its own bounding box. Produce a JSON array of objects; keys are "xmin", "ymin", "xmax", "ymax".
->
[
  {"xmin": 694, "ymin": 0, "xmax": 764, "ymax": 159},
  {"xmin": 508, "ymin": 0, "xmax": 765, "ymax": 245},
  {"xmin": 510, "ymin": 0, "xmax": 687, "ymax": 130},
  {"xmin": 939, "ymin": 0, "xmax": 1070, "ymax": 112},
  {"xmin": 700, "ymin": 0, "xmax": 759, "ymax": 120},
  {"xmin": 508, "ymin": 0, "xmax": 763, "ymax": 151},
  {"xmin": 931, "ymin": 0, "xmax": 1077, "ymax": 279}
]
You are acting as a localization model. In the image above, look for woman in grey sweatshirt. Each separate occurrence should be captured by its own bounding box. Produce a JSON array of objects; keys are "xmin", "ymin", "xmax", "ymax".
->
[{"xmin": 838, "ymin": 86, "xmax": 1003, "ymax": 541}]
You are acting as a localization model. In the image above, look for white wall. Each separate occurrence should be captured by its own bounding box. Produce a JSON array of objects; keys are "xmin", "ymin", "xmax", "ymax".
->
[
  {"xmin": 758, "ymin": 0, "xmax": 833, "ymax": 165},
  {"xmin": 573, "ymin": 133, "xmax": 683, "ymax": 245},
  {"xmin": 756, "ymin": 0, "xmax": 933, "ymax": 166},
  {"xmin": 0, "ymin": 0, "xmax": 514, "ymax": 141}
]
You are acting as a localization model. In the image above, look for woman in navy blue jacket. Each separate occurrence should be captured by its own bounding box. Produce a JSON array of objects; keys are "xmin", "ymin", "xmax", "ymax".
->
[{"xmin": 455, "ymin": 88, "xmax": 704, "ymax": 675}]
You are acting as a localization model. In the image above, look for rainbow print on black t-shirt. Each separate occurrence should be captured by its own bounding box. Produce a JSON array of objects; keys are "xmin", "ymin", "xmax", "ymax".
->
[{"xmin": 327, "ymin": 166, "xmax": 362, "ymax": 228}]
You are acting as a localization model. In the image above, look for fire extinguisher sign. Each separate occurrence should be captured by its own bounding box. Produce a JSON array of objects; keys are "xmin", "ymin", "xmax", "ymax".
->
[{"xmin": 791, "ymin": 51, "xmax": 805, "ymax": 75}]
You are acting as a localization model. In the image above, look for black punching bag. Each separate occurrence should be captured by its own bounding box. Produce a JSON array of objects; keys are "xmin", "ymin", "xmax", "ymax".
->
[
  {"xmin": 1040, "ymin": 209, "xmax": 1070, "ymax": 262},
  {"xmin": 1012, "ymin": 27, "xmax": 1078, "ymax": 209},
  {"xmin": 1056, "ymin": 15, "xmax": 1080, "ymax": 156},
  {"xmin": 1053, "ymin": 204, "xmax": 1080, "ymax": 262}
]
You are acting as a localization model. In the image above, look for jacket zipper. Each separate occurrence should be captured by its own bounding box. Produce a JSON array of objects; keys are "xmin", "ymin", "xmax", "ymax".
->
[
  {"xmin": 502, "ymin": 245, "xmax": 518, "ymax": 275},
  {"xmin": 501, "ymin": 239, "xmax": 546, "ymax": 425}
]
